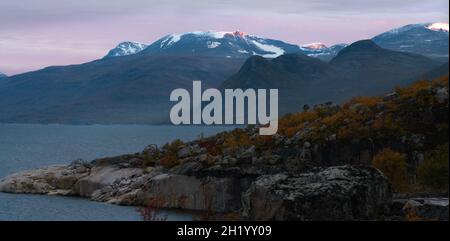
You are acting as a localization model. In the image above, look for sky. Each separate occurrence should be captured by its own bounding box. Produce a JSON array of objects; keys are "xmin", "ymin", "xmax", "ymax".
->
[{"xmin": 0, "ymin": 0, "xmax": 448, "ymax": 75}]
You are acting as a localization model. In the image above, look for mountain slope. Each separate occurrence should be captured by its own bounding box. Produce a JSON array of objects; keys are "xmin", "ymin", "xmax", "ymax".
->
[
  {"xmin": 222, "ymin": 40, "xmax": 440, "ymax": 114},
  {"xmin": 419, "ymin": 62, "xmax": 449, "ymax": 81},
  {"xmin": 372, "ymin": 22, "xmax": 449, "ymax": 61},
  {"xmin": 0, "ymin": 72, "xmax": 6, "ymax": 79},
  {"xmin": 142, "ymin": 31, "xmax": 301, "ymax": 58},
  {"xmin": 0, "ymin": 53, "xmax": 244, "ymax": 124},
  {"xmin": 221, "ymin": 53, "xmax": 337, "ymax": 113},
  {"xmin": 329, "ymin": 40, "xmax": 439, "ymax": 94}
]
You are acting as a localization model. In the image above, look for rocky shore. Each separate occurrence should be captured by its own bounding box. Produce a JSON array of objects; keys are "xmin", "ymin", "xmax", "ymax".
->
[
  {"xmin": 0, "ymin": 141, "xmax": 447, "ymax": 221},
  {"xmin": 0, "ymin": 156, "xmax": 394, "ymax": 220}
]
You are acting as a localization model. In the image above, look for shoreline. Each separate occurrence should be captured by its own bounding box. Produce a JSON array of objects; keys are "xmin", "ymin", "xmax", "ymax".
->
[{"xmin": 1, "ymin": 159, "xmax": 447, "ymax": 221}]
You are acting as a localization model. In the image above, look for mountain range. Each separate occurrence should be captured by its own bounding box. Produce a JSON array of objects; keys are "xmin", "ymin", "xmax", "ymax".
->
[
  {"xmin": 0, "ymin": 72, "xmax": 6, "ymax": 79},
  {"xmin": 106, "ymin": 31, "xmax": 301, "ymax": 59},
  {"xmin": 0, "ymin": 23, "xmax": 448, "ymax": 124},
  {"xmin": 102, "ymin": 33, "xmax": 349, "ymax": 62},
  {"xmin": 101, "ymin": 23, "xmax": 448, "ymax": 62}
]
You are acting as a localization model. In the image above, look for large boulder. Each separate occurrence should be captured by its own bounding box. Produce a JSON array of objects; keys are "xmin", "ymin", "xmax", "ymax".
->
[{"xmin": 242, "ymin": 165, "xmax": 392, "ymax": 220}]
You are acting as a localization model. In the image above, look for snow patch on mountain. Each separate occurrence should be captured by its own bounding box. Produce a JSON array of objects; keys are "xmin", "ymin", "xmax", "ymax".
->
[
  {"xmin": 251, "ymin": 40, "xmax": 285, "ymax": 58},
  {"xmin": 161, "ymin": 31, "xmax": 244, "ymax": 45},
  {"xmin": 301, "ymin": 42, "xmax": 328, "ymax": 50},
  {"xmin": 382, "ymin": 22, "xmax": 449, "ymax": 36},
  {"xmin": 191, "ymin": 31, "xmax": 236, "ymax": 39},
  {"xmin": 207, "ymin": 41, "xmax": 221, "ymax": 48},
  {"xmin": 427, "ymin": 22, "xmax": 449, "ymax": 32},
  {"xmin": 161, "ymin": 34, "xmax": 183, "ymax": 48}
]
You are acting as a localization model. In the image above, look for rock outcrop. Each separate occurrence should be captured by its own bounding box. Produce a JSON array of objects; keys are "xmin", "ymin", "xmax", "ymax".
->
[
  {"xmin": 0, "ymin": 159, "xmax": 391, "ymax": 220},
  {"xmin": 242, "ymin": 166, "xmax": 391, "ymax": 220}
]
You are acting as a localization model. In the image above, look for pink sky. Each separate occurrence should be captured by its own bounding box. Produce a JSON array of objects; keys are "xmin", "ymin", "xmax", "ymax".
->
[{"xmin": 0, "ymin": 0, "xmax": 448, "ymax": 75}]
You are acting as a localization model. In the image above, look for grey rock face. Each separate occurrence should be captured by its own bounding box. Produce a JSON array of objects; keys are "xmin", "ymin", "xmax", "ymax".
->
[
  {"xmin": 435, "ymin": 87, "xmax": 449, "ymax": 104},
  {"xmin": 242, "ymin": 165, "xmax": 392, "ymax": 220},
  {"xmin": 0, "ymin": 161, "xmax": 392, "ymax": 220}
]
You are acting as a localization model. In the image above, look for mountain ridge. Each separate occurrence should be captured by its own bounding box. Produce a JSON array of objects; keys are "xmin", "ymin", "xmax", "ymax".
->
[{"xmin": 373, "ymin": 22, "xmax": 449, "ymax": 61}]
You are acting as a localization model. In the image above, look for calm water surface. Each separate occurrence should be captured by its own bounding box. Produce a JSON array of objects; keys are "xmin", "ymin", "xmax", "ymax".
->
[{"xmin": 0, "ymin": 124, "xmax": 234, "ymax": 221}]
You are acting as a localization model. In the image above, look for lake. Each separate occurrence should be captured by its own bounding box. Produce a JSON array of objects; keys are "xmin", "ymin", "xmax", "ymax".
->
[{"xmin": 0, "ymin": 124, "xmax": 234, "ymax": 221}]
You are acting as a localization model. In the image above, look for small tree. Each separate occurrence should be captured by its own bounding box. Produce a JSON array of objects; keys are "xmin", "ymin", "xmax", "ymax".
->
[
  {"xmin": 417, "ymin": 144, "xmax": 449, "ymax": 192},
  {"xmin": 159, "ymin": 139, "xmax": 184, "ymax": 168},
  {"xmin": 372, "ymin": 148, "xmax": 409, "ymax": 193}
]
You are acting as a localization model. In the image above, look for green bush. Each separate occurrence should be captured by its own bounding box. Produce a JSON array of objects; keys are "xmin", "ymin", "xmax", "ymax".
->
[{"xmin": 417, "ymin": 144, "xmax": 449, "ymax": 192}]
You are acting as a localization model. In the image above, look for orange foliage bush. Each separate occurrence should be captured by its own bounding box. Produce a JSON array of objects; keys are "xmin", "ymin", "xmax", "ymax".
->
[
  {"xmin": 372, "ymin": 148, "xmax": 410, "ymax": 193},
  {"xmin": 222, "ymin": 129, "xmax": 253, "ymax": 149},
  {"xmin": 159, "ymin": 154, "xmax": 179, "ymax": 169},
  {"xmin": 199, "ymin": 139, "xmax": 222, "ymax": 156}
]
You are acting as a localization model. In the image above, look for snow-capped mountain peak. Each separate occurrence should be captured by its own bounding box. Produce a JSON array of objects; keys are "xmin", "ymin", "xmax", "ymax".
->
[
  {"xmin": 379, "ymin": 22, "xmax": 449, "ymax": 36},
  {"xmin": 0, "ymin": 72, "xmax": 7, "ymax": 79},
  {"xmin": 297, "ymin": 43, "xmax": 347, "ymax": 61},
  {"xmin": 301, "ymin": 42, "xmax": 328, "ymax": 50},
  {"xmin": 372, "ymin": 22, "xmax": 449, "ymax": 61},
  {"xmin": 104, "ymin": 41, "xmax": 148, "ymax": 58},
  {"xmin": 143, "ymin": 30, "xmax": 300, "ymax": 58},
  {"xmin": 159, "ymin": 31, "xmax": 249, "ymax": 48},
  {"xmin": 427, "ymin": 22, "xmax": 449, "ymax": 32}
]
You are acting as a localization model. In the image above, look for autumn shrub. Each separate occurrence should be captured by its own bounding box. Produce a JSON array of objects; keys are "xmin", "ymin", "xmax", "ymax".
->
[
  {"xmin": 159, "ymin": 154, "xmax": 179, "ymax": 169},
  {"xmin": 142, "ymin": 146, "xmax": 161, "ymax": 167},
  {"xmin": 199, "ymin": 139, "xmax": 222, "ymax": 156},
  {"xmin": 350, "ymin": 96, "xmax": 382, "ymax": 108},
  {"xmin": 396, "ymin": 80, "xmax": 431, "ymax": 100},
  {"xmin": 372, "ymin": 148, "xmax": 410, "ymax": 193},
  {"xmin": 417, "ymin": 143, "xmax": 449, "ymax": 192},
  {"xmin": 282, "ymin": 111, "xmax": 318, "ymax": 126},
  {"xmin": 159, "ymin": 139, "xmax": 184, "ymax": 168},
  {"xmin": 162, "ymin": 139, "xmax": 184, "ymax": 153},
  {"xmin": 371, "ymin": 113, "xmax": 405, "ymax": 138},
  {"xmin": 222, "ymin": 129, "xmax": 252, "ymax": 149}
]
